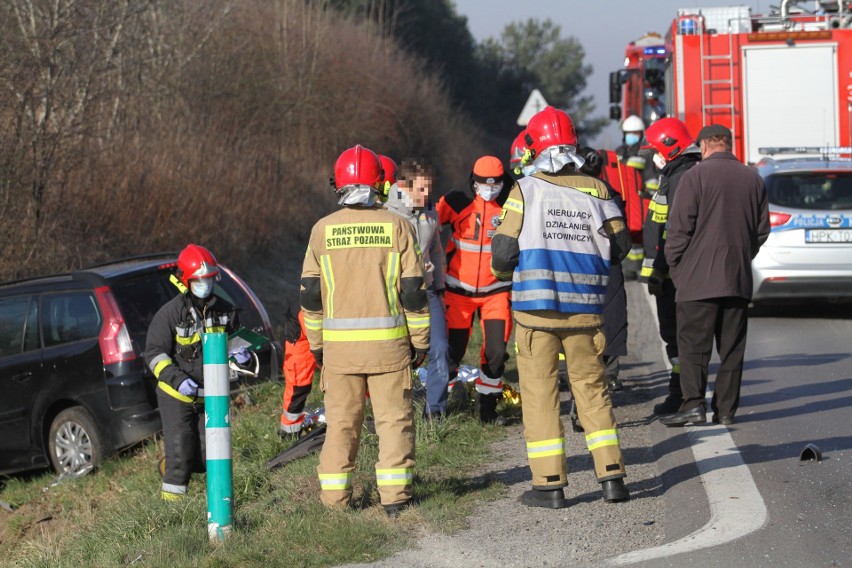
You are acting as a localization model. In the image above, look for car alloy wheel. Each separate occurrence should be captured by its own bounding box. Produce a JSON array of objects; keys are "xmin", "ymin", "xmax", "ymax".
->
[{"xmin": 48, "ymin": 406, "xmax": 104, "ymax": 475}]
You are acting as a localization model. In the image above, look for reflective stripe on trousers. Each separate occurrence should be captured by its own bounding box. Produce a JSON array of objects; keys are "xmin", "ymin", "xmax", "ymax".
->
[
  {"xmin": 526, "ymin": 437, "xmax": 566, "ymax": 460},
  {"xmin": 376, "ymin": 467, "xmax": 413, "ymax": 487},
  {"xmin": 585, "ymin": 429, "xmax": 619, "ymax": 451},
  {"xmin": 319, "ymin": 472, "xmax": 353, "ymax": 491}
]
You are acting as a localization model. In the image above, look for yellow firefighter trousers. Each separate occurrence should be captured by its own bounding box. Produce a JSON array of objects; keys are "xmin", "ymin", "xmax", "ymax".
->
[
  {"xmin": 317, "ymin": 367, "xmax": 415, "ymax": 508},
  {"xmin": 515, "ymin": 323, "xmax": 625, "ymax": 488}
]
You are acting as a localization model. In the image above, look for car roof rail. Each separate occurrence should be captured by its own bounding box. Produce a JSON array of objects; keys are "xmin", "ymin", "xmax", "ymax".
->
[
  {"xmin": 758, "ymin": 146, "xmax": 852, "ymax": 161},
  {"xmin": 82, "ymin": 252, "xmax": 179, "ymax": 270},
  {"xmin": 0, "ymin": 271, "xmax": 75, "ymax": 289}
]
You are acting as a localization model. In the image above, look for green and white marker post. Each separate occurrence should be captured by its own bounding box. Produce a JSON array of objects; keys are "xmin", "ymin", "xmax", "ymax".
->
[{"xmin": 202, "ymin": 332, "xmax": 233, "ymax": 542}]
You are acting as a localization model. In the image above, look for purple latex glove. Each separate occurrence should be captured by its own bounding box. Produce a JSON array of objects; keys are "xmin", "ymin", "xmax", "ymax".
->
[
  {"xmin": 229, "ymin": 346, "xmax": 251, "ymax": 365},
  {"xmin": 178, "ymin": 378, "xmax": 199, "ymax": 397}
]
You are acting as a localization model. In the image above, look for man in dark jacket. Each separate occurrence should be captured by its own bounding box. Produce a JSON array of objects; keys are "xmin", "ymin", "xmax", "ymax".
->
[
  {"xmin": 660, "ymin": 125, "xmax": 770, "ymax": 427},
  {"xmin": 639, "ymin": 118, "xmax": 701, "ymax": 414}
]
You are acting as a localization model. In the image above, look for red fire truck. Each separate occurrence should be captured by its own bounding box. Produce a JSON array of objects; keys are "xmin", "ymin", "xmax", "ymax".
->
[
  {"xmin": 608, "ymin": 33, "xmax": 668, "ymax": 128},
  {"xmin": 610, "ymin": 1, "xmax": 852, "ymax": 164}
]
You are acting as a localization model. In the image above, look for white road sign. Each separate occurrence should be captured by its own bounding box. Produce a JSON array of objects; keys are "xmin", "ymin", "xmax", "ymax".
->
[{"xmin": 517, "ymin": 89, "xmax": 549, "ymax": 126}]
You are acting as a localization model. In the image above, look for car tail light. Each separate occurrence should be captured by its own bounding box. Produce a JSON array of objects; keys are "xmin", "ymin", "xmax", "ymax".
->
[
  {"xmin": 769, "ymin": 211, "xmax": 792, "ymax": 227},
  {"xmin": 94, "ymin": 285, "xmax": 136, "ymax": 364}
]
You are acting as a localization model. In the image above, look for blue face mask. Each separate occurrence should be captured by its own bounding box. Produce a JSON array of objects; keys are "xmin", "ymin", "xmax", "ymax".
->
[
  {"xmin": 625, "ymin": 133, "xmax": 641, "ymax": 146},
  {"xmin": 190, "ymin": 278, "xmax": 214, "ymax": 299}
]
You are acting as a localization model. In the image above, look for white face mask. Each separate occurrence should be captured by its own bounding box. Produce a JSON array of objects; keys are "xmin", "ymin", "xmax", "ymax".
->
[
  {"xmin": 652, "ymin": 152, "xmax": 667, "ymax": 170},
  {"xmin": 190, "ymin": 277, "xmax": 214, "ymax": 299},
  {"xmin": 475, "ymin": 181, "xmax": 503, "ymax": 201}
]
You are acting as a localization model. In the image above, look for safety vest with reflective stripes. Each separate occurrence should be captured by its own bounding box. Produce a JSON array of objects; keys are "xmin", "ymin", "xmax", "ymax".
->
[
  {"xmin": 437, "ymin": 190, "xmax": 512, "ymax": 297},
  {"xmin": 510, "ymin": 176, "xmax": 622, "ymax": 314}
]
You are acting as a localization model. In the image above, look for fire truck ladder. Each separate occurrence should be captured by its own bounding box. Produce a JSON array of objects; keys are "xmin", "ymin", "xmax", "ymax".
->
[{"xmin": 693, "ymin": 13, "xmax": 751, "ymax": 147}]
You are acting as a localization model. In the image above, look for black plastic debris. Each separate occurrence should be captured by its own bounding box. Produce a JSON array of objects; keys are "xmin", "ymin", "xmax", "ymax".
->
[{"xmin": 799, "ymin": 443, "xmax": 823, "ymax": 462}]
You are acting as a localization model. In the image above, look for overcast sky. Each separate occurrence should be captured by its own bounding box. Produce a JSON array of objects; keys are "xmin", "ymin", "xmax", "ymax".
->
[{"xmin": 450, "ymin": 0, "xmax": 766, "ymax": 148}]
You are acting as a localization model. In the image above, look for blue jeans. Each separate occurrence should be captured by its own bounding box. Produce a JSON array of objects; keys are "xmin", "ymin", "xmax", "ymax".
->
[{"xmin": 425, "ymin": 289, "xmax": 450, "ymax": 414}]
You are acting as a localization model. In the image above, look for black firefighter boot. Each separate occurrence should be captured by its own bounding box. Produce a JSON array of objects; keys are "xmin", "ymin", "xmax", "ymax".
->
[
  {"xmin": 521, "ymin": 487, "xmax": 568, "ymax": 509},
  {"xmin": 653, "ymin": 372, "xmax": 683, "ymax": 415},
  {"xmin": 476, "ymin": 392, "xmax": 507, "ymax": 425},
  {"xmin": 601, "ymin": 478, "xmax": 630, "ymax": 502}
]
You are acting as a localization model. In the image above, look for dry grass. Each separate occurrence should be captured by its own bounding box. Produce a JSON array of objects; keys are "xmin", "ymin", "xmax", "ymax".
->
[{"xmin": 0, "ymin": 0, "xmax": 485, "ymax": 282}]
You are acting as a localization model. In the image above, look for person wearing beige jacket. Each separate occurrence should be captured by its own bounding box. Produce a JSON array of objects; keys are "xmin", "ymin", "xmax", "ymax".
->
[{"xmin": 300, "ymin": 145, "xmax": 430, "ymax": 517}]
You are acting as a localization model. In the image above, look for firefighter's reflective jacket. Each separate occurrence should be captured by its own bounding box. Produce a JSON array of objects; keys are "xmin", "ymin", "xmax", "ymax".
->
[
  {"xmin": 490, "ymin": 170, "xmax": 630, "ymax": 331},
  {"xmin": 640, "ymin": 151, "xmax": 701, "ymax": 281},
  {"xmin": 300, "ymin": 206, "xmax": 430, "ymax": 373},
  {"xmin": 143, "ymin": 290, "xmax": 238, "ymax": 402},
  {"xmin": 436, "ymin": 181, "xmax": 513, "ymax": 297}
]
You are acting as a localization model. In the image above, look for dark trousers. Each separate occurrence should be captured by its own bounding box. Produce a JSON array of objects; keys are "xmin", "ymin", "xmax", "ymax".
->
[
  {"xmin": 656, "ymin": 279, "xmax": 678, "ymax": 361},
  {"xmin": 158, "ymin": 389, "xmax": 206, "ymax": 489},
  {"xmin": 676, "ymin": 297, "xmax": 749, "ymax": 417},
  {"xmin": 656, "ymin": 279, "xmax": 680, "ymax": 397}
]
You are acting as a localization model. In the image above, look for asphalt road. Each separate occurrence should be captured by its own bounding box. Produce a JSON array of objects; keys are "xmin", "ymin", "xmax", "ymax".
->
[{"xmin": 339, "ymin": 283, "xmax": 852, "ymax": 568}]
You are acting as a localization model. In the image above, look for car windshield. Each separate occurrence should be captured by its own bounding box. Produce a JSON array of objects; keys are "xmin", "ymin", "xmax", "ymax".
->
[{"xmin": 766, "ymin": 171, "xmax": 852, "ymax": 211}]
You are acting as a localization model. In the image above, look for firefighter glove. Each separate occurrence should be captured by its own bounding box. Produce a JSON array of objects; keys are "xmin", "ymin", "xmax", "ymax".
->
[
  {"xmin": 311, "ymin": 349, "xmax": 323, "ymax": 368},
  {"xmin": 229, "ymin": 346, "xmax": 251, "ymax": 365},
  {"xmin": 178, "ymin": 378, "xmax": 199, "ymax": 397},
  {"xmin": 647, "ymin": 269, "xmax": 666, "ymax": 297},
  {"xmin": 411, "ymin": 347, "xmax": 428, "ymax": 369}
]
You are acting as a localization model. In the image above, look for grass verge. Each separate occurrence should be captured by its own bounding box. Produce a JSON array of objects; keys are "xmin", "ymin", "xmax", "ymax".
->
[{"xmin": 0, "ymin": 324, "xmax": 519, "ymax": 567}]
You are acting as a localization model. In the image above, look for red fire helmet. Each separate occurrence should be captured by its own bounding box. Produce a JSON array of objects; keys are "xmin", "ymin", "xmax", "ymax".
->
[
  {"xmin": 333, "ymin": 145, "xmax": 383, "ymax": 192},
  {"xmin": 524, "ymin": 106, "xmax": 578, "ymax": 158},
  {"xmin": 642, "ymin": 117, "xmax": 694, "ymax": 160},
  {"xmin": 177, "ymin": 244, "xmax": 220, "ymax": 287}
]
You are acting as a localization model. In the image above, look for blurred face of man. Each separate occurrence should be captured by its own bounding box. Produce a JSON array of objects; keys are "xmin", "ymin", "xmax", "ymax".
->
[{"xmin": 399, "ymin": 174, "xmax": 432, "ymax": 208}]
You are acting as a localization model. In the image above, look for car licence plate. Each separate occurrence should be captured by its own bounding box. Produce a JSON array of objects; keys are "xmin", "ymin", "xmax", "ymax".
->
[{"xmin": 805, "ymin": 229, "xmax": 852, "ymax": 243}]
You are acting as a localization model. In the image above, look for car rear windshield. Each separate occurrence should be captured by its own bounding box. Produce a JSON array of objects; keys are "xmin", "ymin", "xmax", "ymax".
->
[
  {"xmin": 110, "ymin": 268, "xmax": 265, "ymax": 343},
  {"xmin": 766, "ymin": 172, "xmax": 852, "ymax": 210}
]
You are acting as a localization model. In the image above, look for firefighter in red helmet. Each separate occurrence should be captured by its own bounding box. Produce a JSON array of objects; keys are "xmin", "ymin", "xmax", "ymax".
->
[
  {"xmin": 491, "ymin": 106, "xmax": 631, "ymax": 508},
  {"xmin": 640, "ymin": 117, "xmax": 701, "ymax": 415},
  {"xmin": 301, "ymin": 144, "xmax": 430, "ymax": 516},
  {"xmin": 436, "ymin": 155, "xmax": 514, "ymax": 424},
  {"xmin": 144, "ymin": 244, "xmax": 241, "ymax": 500}
]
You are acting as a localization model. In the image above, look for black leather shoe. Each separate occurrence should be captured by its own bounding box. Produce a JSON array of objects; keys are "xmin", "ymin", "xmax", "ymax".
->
[
  {"xmin": 653, "ymin": 395, "xmax": 683, "ymax": 415},
  {"xmin": 607, "ymin": 377, "xmax": 624, "ymax": 392},
  {"xmin": 601, "ymin": 479, "xmax": 629, "ymax": 502},
  {"xmin": 520, "ymin": 488, "xmax": 568, "ymax": 509},
  {"xmin": 712, "ymin": 415, "xmax": 734, "ymax": 425},
  {"xmin": 660, "ymin": 406, "xmax": 706, "ymax": 426},
  {"xmin": 383, "ymin": 499, "xmax": 411, "ymax": 518}
]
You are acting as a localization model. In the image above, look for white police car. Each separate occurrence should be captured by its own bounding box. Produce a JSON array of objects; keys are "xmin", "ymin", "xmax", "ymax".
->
[{"xmin": 752, "ymin": 148, "xmax": 852, "ymax": 301}]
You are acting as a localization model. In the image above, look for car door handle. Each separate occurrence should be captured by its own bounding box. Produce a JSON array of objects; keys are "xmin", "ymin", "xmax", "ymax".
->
[{"xmin": 12, "ymin": 371, "xmax": 33, "ymax": 381}]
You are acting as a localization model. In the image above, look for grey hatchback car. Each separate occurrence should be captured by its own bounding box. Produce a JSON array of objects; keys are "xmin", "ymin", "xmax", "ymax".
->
[
  {"xmin": 0, "ymin": 254, "xmax": 280, "ymax": 476},
  {"xmin": 752, "ymin": 153, "xmax": 852, "ymax": 301}
]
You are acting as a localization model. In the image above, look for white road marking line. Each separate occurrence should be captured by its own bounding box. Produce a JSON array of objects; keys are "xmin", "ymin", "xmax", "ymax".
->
[{"xmin": 606, "ymin": 289, "xmax": 768, "ymax": 565}]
